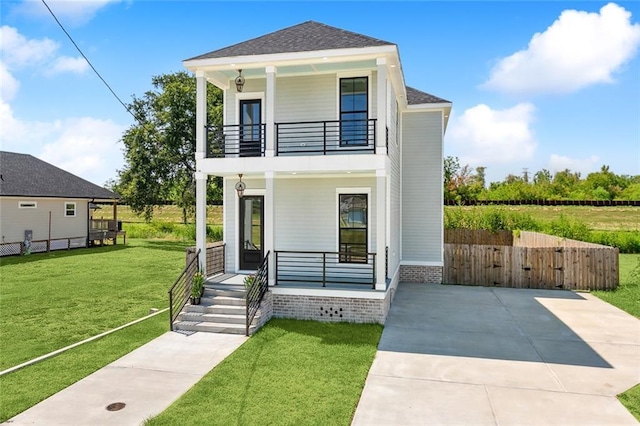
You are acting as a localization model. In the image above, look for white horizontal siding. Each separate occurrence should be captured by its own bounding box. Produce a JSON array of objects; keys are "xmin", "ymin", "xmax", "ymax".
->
[
  {"xmin": 275, "ymin": 74, "xmax": 336, "ymax": 123},
  {"xmin": 388, "ymin": 83, "xmax": 400, "ymax": 275},
  {"xmin": 274, "ymin": 177, "xmax": 377, "ymax": 252},
  {"xmin": 401, "ymin": 111, "xmax": 443, "ymax": 263},
  {"xmin": 0, "ymin": 197, "xmax": 88, "ymax": 243}
]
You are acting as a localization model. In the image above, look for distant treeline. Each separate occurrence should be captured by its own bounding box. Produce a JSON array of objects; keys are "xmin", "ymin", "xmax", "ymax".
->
[
  {"xmin": 445, "ymin": 199, "xmax": 640, "ymax": 207},
  {"xmin": 445, "ymin": 157, "xmax": 640, "ymax": 204}
]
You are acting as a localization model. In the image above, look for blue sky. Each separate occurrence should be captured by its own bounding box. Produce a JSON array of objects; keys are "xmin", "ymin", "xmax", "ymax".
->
[{"xmin": 1, "ymin": 1, "xmax": 639, "ymax": 186}]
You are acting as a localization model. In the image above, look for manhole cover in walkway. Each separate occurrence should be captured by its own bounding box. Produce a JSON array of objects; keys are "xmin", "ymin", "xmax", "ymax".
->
[{"xmin": 106, "ymin": 402, "xmax": 126, "ymax": 411}]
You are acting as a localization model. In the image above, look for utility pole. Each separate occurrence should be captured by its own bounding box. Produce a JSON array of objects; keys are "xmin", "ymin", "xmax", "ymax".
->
[{"xmin": 522, "ymin": 168, "xmax": 529, "ymax": 183}]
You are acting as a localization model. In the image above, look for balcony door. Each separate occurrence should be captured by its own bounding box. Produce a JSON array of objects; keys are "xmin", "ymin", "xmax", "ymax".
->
[
  {"xmin": 340, "ymin": 77, "xmax": 368, "ymax": 147},
  {"xmin": 240, "ymin": 99, "xmax": 262, "ymax": 157},
  {"xmin": 239, "ymin": 195, "xmax": 264, "ymax": 270}
]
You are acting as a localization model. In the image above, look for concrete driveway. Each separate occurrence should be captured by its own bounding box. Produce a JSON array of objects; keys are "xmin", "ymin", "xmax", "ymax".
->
[{"xmin": 353, "ymin": 283, "xmax": 639, "ymax": 425}]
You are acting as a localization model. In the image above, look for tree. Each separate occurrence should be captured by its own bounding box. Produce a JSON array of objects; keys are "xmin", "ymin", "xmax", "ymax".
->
[{"xmin": 116, "ymin": 72, "xmax": 223, "ymax": 222}]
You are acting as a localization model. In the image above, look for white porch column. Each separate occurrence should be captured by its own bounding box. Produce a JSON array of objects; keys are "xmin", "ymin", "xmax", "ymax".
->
[
  {"xmin": 265, "ymin": 66, "xmax": 276, "ymax": 157},
  {"xmin": 376, "ymin": 58, "xmax": 387, "ymax": 154},
  {"xmin": 376, "ymin": 170, "xmax": 387, "ymax": 290},
  {"xmin": 195, "ymin": 70, "xmax": 208, "ymax": 273},
  {"xmin": 265, "ymin": 171, "xmax": 275, "ymax": 285},
  {"xmin": 195, "ymin": 172, "xmax": 207, "ymax": 275},
  {"xmin": 196, "ymin": 70, "xmax": 207, "ymax": 156}
]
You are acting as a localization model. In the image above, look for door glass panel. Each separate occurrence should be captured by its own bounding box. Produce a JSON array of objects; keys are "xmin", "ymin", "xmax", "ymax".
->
[
  {"xmin": 340, "ymin": 77, "xmax": 368, "ymax": 146},
  {"xmin": 240, "ymin": 196, "xmax": 263, "ymax": 270},
  {"xmin": 240, "ymin": 99, "xmax": 261, "ymax": 156}
]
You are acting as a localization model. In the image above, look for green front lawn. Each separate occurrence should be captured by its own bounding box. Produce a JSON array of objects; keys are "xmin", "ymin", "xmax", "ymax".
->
[
  {"xmin": 146, "ymin": 319, "xmax": 383, "ymax": 426},
  {"xmin": 0, "ymin": 239, "xmax": 188, "ymax": 370}
]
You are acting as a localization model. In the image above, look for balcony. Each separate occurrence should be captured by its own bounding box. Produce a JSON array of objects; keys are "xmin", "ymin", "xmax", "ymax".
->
[{"xmin": 206, "ymin": 119, "xmax": 377, "ymax": 158}]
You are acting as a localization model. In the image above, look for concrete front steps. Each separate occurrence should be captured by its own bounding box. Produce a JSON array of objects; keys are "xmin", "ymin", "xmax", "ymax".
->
[{"xmin": 173, "ymin": 284, "xmax": 260, "ymax": 335}]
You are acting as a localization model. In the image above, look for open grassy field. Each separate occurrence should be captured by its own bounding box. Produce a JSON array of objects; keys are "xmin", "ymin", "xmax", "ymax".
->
[
  {"xmin": 146, "ymin": 319, "xmax": 382, "ymax": 426},
  {"xmin": 0, "ymin": 239, "xmax": 188, "ymax": 370},
  {"xmin": 108, "ymin": 205, "xmax": 637, "ymax": 231},
  {"xmin": 446, "ymin": 205, "xmax": 638, "ymax": 231},
  {"xmin": 97, "ymin": 205, "xmax": 223, "ymax": 225}
]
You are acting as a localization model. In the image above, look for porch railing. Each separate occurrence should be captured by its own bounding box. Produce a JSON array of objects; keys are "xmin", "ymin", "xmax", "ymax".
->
[
  {"xmin": 206, "ymin": 124, "xmax": 265, "ymax": 158},
  {"xmin": 276, "ymin": 119, "xmax": 376, "ymax": 156},
  {"xmin": 275, "ymin": 250, "xmax": 376, "ymax": 289},
  {"xmin": 169, "ymin": 249, "xmax": 200, "ymax": 331},
  {"xmin": 246, "ymin": 251, "xmax": 270, "ymax": 336}
]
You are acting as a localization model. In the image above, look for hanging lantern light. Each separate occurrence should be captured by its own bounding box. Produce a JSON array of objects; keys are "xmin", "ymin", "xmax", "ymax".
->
[
  {"xmin": 235, "ymin": 69, "xmax": 245, "ymax": 92},
  {"xmin": 235, "ymin": 174, "xmax": 246, "ymax": 198}
]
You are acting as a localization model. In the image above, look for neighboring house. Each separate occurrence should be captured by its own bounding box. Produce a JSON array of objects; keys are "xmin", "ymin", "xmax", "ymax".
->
[
  {"xmin": 0, "ymin": 151, "xmax": 120, "ymax": 256},
  {"xmin": 183, "ymin": 21, "xmax": 451, "ymax": 324}
]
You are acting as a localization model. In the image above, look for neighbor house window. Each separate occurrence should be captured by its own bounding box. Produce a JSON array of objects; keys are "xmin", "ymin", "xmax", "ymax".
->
[
  {"xmin": 340, "ymin": 77, "xmax": 368, "ymax": 146},
  {"xmin": 65, "ymin": 202, "xmax": 76, "ymax": 217},
  {"xmin": 19, "ymin": 201, "xmax": 37, "ymax": 209},
  {"xmin": 339, "ymin": 194, "xmax": 368, "ymax": 263}
]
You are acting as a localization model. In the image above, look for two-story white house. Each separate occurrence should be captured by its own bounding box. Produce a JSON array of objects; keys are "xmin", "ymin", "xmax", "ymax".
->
[{"xmin": 180, "ymin": 21, "xmax": 451, "ymax": 330}]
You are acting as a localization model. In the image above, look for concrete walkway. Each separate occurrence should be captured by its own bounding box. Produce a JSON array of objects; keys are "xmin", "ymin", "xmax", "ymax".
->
[
  {"xmin": 353, "ymin": 283, "xmax": 640, "ymax": 425},
  {"xmin": 5, "ymin": 332, "xmax": 246, "ymax": 425}
]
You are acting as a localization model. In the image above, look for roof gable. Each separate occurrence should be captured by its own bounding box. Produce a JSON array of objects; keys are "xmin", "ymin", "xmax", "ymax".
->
[
  {"xmin": 406, "ymin": 86, "xmax": 451, "ymax": 105},
  {"xmin": 0, "ymin": 151, "xmax": 119, "ymax": 200},
  {"xmin": 186, "ymin": 21, "xmax": 394, "ymax": 61}
]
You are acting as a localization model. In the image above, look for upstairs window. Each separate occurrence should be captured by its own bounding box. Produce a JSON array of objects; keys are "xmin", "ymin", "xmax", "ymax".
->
[
  {"xmin": 65, "ymin": 202, "xmax": 76, "ymax": 217},
  {"xmin": 340, "ymin": 77, "xmax": 368, "ymax": 146},
  {"xmin": 19, "ymin": 201, "xmax": 37, "ymax": 209}
]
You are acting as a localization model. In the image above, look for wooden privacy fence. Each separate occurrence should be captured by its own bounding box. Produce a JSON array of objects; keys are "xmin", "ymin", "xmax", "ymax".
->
[{"xmin": 444, "ymin": 231, "xmax": 618, "ymax": 291}]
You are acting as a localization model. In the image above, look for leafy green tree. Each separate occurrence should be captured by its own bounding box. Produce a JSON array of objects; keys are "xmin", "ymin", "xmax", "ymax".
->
[{"xmin": 116, "ymin": 72, "xmax": 223, "ymax": 222}]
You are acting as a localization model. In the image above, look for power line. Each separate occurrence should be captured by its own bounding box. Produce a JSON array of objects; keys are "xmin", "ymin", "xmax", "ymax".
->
[{"xmin": 41, "ymin": 0, "xmax": 138, "ymax": 122}]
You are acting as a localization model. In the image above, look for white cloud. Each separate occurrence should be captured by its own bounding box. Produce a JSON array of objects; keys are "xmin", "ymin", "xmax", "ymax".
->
[
  {"xmin": 0, "ymin": 25, "xmax": 58, "ymax": 68},
  {"xmin": 0, "ymin": 25, "xmax": 88, "ymax": 80},
  {"xmin": 40, "ymin": 117, "xmax": 125, "ymax": 185},
  {"xmin": 1, "ymin": 99, "xmax": 125, "ymax": 185},
  {"xmin": 448, "ymin": 103, "xmax": 537, "ymax": 166},
  {"xmin": 548, "ymin": 154, "xmax": 600, "ymax": 176},
  {"xmin": 12, "ymin": 0, "xmax": 121, "ymax": 26},
  {"xmin": 47, "ymin": 56, "xmax": 89, "ymax": 75},
  {"xmin": 0, "ymin": 62, "xmax": 20, "ymax": 101},
  {"xmin": 484, "ymin": 3, "xmax": 640, "ymax": 94}
]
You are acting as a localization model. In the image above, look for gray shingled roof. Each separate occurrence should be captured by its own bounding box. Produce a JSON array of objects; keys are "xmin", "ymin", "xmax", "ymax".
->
[
  {"xmin": 0, "ymin": 151, "xmax": 119, "ymax": 200},
  {"xmin": 406, "ymin": 86, "xmax": 451, "ymax": 105},
  {"xmin": 186, "ymin": 21, "xmax": 394, "ymax": 61}
]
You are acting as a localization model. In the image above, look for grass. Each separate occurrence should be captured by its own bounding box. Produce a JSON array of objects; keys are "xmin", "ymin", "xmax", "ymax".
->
[
  {"xmin": 592, "ymin": 254, "xmax": 640, "ymax": 318},
  {"xmin": 619, "ymin": 384, "xmax": 640, "ymax": 422},
  {"xmin": 0, "ymin": 312, "xmax": 168, "ymax": 422},
  {"xmin": 446, "ymin": 205, "xmax": 639, "ymax": 231},
  {"xmin": 0, "ymin": 239, "xmax": 188, "ymax": 370},
  {"xmin": 146, "ymin": 319, "xmax": 383, "ymax": 426},
  {"xmin": 97, "ymin": 205, "xmax": 223, "ymax": 225}
]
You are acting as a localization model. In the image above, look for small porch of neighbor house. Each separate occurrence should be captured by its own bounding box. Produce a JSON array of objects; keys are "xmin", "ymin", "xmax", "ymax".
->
[{"xmin": 89, "ymin": 201, "xmax": 126, "ymax": 246}]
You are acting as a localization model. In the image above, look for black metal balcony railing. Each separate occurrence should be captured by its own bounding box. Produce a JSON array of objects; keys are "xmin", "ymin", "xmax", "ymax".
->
[
  {"xmin": 275, "ymin": 250, "xmax": 376, "ymax": 289},
  {"xmin": 276, "ymin": 119, "xmax": 376, "ymax": 156},
  {"xmin": 206, "ymin": 120, "xmax": 378, "ymax": 158},
  {"xmin": 206, "ymin": 124, "xmax": 265, "ymax": 158}
]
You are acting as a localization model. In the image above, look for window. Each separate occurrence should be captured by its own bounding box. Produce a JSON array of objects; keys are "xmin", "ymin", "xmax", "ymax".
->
[
  {"xmin": 339, "ymin": 194, "xmax": 368, "ymax": 263},
  {"xmin": 19, "ymin": 201, "xmax": 37, "ymax": 209},
  {"xmin": 340, "ymin": 77, "xmax": 368, "ymax": 146},
  {"xmin": 65, "ymin": 202, "xmax": 76, "ymax": 217}
]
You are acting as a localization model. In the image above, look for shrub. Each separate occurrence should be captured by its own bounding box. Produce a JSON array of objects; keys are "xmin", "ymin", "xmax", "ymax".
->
[{"xmin": 544, "ymin": 214, "xmax": 591, "ymax": 241}]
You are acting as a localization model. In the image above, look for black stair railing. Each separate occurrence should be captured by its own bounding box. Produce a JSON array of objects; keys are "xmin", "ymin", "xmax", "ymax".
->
[
  {"xmin": 246, "ymin": 251, "xmax": 270, "ymax": 336},
  {"xmin": 168, "ymin": 249, "xmax": 200, "ymax": 331}
]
